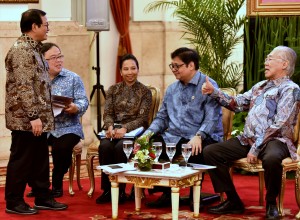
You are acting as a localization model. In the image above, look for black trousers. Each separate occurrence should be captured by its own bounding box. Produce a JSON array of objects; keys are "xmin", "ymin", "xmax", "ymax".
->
[
  {"xmin": 98, "ymin": 138, "xmax": 131, "ymax": 191},
  {"xmin": 5, "ymin": 131, "xmax": 50, "ymax": 206},
  {"xmin": 48, "ymin": 133, "xmax": 81, "ymax": 189},
  {"xmin": 203, "ymin": 138, "xmax": 290, "ymax": 204}
]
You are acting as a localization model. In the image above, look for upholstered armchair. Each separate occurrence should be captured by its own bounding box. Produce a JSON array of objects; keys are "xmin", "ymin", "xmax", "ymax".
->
[
  {"xmin": 296, "ymin": 162, "xmax": 300, "ymax": 219},
  {"xmin": 86, "ymin": 85, "xmax": 161, "ymax": 197},
  {"xmin": 228, "ymin": 113, "xmax": 300, "ymax": 216},
  {"xmin": 220, "ymin": 88, "xmax": 236, "ymax": 141}
]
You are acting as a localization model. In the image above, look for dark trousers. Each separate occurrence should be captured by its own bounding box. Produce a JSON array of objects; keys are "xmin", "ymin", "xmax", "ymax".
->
[
  {"xmin": 98, "ymin": 138, "xmax": 130, "ymax": 191},
  {"xmin": 48, "ymin": 134, "xmax": 80, "ymax": 189},
  {"xmin": 203, "ymin": 138, "xmax": 290, "ymax": 204},
  {"xmin": 5, "ymin": 131, "xmax": 50, "ymax": 206}
]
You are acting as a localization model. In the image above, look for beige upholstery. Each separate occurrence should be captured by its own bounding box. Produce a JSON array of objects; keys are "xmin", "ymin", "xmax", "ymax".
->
[
  {"xmin": 86, "ymin": 85, "xmax": 161, "ymax": 197},
  {"xmin": 228, "ymin": 112, "xmax": 300, "ymax": 216},
  {"xmin": 49, "ymin": 140, "xmax": 83, "ymax": 196},
  {"xmin": 296, "ymin": 162, "xmax": 300, "ymax": 219},
  {"xmin": 220, "ymin": 88, "xmax": 236, "ymax": 141}
]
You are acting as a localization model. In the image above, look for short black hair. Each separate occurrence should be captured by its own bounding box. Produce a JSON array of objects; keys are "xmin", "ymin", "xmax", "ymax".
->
[
  {"xmin": 41, "ymin": 42, "xmax": 60, "ymax": 55},
  {"xmin": 119, "ymin": 54, "xmax": 139, "ymax": 70},
  {"xmin": 171, "ymin": 47, "xmax": 199, "ymax": 70},
  {"xmin": 20, "ymin": 9, "xmax": 46, "ymax": 33}
]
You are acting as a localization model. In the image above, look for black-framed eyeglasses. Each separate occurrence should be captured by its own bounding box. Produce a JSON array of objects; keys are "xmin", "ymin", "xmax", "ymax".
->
[
  {"xmin": 46, "ymin": 55, "xmax": 64, "ymax": 62},
  {"xmin": 169, "ymin": 63, "xmax": 185, "ymax": 71}
]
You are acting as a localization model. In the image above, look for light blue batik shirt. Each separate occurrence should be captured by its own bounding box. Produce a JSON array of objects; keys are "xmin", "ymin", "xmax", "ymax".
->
[
  {"xmin": 144, "ymin": 71, "xmax": 223, "ymax": 144},
  {"xmin": 50, "ymin": 68, "xmax": 89, "ymax": 139}
]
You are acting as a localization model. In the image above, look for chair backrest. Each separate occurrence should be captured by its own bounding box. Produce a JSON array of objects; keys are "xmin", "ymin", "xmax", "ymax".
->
[
  {"xmin": 146, "ymin": 85, "xmax": 161, "ymax": 126},
  {"xmin": 294, "ymin": 112, "xmax": 300, "ymax": 155},
  {"xmin": 220, "ymin": 88, "xmax": 237, "ymax": 141}
]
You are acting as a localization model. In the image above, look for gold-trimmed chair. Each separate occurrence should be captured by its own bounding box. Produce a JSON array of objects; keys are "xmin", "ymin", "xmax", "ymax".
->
[
  {"xmin": 49, "ymin": 139, "xmax": 83, "ymax": 196},
  {"xmin": 220, "ymin": 88, "xmax": 236, "ymax": 141},
  {"xmin": 86, "ymin": 85, "xmax": 161, "ymax": 197},
  {"xmin": 296, "ymin": 162, "xmax": 300, "ymax": 219},
  {"xmin": 228, "ymin": 112, "xmax": 300, "ymax": 216}
]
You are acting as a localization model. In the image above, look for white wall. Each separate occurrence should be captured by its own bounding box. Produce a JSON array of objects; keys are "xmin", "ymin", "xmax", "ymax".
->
[
  {"xmin": 41, "ymin": 0, "xmax": 72, "ymax": 21},
  {"xmin": 0, "ymin": 4, "xmax": 28, "ymax": 21}
]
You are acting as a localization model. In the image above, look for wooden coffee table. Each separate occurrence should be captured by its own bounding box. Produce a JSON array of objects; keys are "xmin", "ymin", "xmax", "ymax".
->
[{"xmin": 105, "ymin": 165, "xmax": 207, "ymax": 220}]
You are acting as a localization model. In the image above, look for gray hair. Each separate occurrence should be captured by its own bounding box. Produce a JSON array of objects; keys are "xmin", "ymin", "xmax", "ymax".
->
[{"xmin": 272, "ymin": 46, "xmax": 297, "ymax": 77}]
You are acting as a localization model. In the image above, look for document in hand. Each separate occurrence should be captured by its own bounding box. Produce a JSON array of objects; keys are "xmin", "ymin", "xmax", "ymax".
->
[
  {"xmin": 98, "ymin": 126, "xmax": 144, "ymax": 139},
  {"xmin": 51, "ymin": 95, "xmax": 73, "ymax": 117},
  {"xmin": 97, "ymin": 163, "xmax": 136, "ymax": 174}
]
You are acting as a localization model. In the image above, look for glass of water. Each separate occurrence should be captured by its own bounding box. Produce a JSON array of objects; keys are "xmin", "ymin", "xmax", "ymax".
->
[
  {"xmin": 181, "ymin": 144, "xmax": 192, "ymax": 168},
  {"xmin": 166, "ymin": 143, "xmax": 176, "ymax": 163},
  {"xmin": 123, "ymin": 140, "xmax": 133, "ymax": 162},
  {"xmin": 152, "ymin": 142, "xmax": 162, "ymax": 163}
]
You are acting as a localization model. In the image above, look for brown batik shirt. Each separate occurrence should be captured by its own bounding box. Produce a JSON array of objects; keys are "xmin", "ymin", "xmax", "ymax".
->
[
  {"xmin": 5, "ymin": 33, "xmax": 54, "ymax": 132},
  {"xmin": 103, "ymin": 81, "xmax": 152, "ymax": 132}
]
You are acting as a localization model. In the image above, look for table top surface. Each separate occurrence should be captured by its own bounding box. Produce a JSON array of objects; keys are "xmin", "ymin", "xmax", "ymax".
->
[{"xmin": 99, "ymin": 163, "xmax": 214, "ymax": 179}]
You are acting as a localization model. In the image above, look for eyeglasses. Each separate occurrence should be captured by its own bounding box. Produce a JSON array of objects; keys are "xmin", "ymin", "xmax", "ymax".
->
[
  {"xmin": 265, "ymin": 57, "xmax": 287, "ymax": 63},
  {"xmin": 46, "ymin": 55, "xmax": 64, "ymax": 62},
  {"xmin": 169, "ymin": 63, "xmax": 185, "ymax": 71}
]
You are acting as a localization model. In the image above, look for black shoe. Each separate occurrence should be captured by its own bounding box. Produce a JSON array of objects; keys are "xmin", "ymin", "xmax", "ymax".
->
[
  {"xmin": 6, "ymin": 203, "xmax": 38, "ymax": 215},
  {"xmin": 96, "ymin": 190, "xmax": 111, "ymax": 204},
  {"xmin": 266, "ymin": 204, "xmax": 279, "ymax": 219},
  {"xmin": 51, "ymin": 189, "xmax": 63, "ymax": 198},
  {"xmin": 207, "ymin": 200, "xmax": 245, "ymax": 214},
  {"xmin": 146, "ymin": 192, "xmax": 171, "ymax": 208},
  {"xmin": 26, "ymin": 190, "xmax": 35, "ymax": 198},
  {"xmin": 34, "ymin": 198, "xmax": 68, "ymax": 210}
]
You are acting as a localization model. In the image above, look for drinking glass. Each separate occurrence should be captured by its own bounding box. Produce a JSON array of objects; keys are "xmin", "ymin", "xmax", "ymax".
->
[
  {"xmin": 123, "ymin": 140, "xmax": 133, "ymax": 162},
  {"xmin": 181, "ymin": 144, "xmax": 192, "ymax": 168},
  {"xmin": 152, "ymin": 142, "xmax": 162, "ymax": 163},
  {"xmin": 166, "ymin": 143, "xmax": 176, "ymax": 163}
]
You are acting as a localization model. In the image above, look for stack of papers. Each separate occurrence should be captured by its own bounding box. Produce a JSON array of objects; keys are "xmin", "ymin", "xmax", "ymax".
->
[
  {"xmin": 51, "ymin": 95, "xmax": 73, "ymax": 117},
  {"xmin": 188, "ymin": 163, "xmax": 216, "ymax": 170},
  {"xmin": 97, "ymin": 163, "xmax": 136, "ymax": 174},
  {"xmin": 98, "ymin": 126, "xmax": 144, "ymax": 139}
]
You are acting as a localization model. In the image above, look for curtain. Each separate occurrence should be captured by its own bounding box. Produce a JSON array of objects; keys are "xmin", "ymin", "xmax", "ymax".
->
[{"xmin": 110, "ymin": 0, "xmax": 132, "ymax": 83}]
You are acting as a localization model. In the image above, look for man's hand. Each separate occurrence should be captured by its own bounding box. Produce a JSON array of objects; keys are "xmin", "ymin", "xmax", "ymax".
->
[
  {"xmin": 247, "ymin": 152, "xmax": 258, "ymax": 164},
  {"xmin": 64, "ymin": 102, "xmax": 78, "ymax": 114},
  {"xmin": 30, "ymin": 118, "xmax": 43, "ymax": 136},
  {"xmin": 188, "ymin": 135, "xmax": 202, "ymax": 156},
  {"xmin": 202, "ymin": 76, "xmax": 215, "ymax": 95}
]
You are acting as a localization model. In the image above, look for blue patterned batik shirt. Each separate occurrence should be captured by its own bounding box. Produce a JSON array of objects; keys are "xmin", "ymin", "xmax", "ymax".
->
[{"xmin": 50, "ymin": 68, "xmax": 89, "ymax": 139}]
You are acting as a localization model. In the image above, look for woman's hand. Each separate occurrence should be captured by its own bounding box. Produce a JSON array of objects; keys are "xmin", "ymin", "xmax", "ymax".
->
[
  {"xmin": 114, "ymin": 127, "xmax": 127, "ymax": 139},
  {"xmin": 106, "ymin": 126, "xmax": 114, "ymax": 139}
]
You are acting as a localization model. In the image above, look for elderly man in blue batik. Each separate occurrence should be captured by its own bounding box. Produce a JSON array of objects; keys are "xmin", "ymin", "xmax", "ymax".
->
[
  {"xmin": 28, "ymin": 42, "xmax": 89, "ymax": 198},
  {"xmin": 202, "ymin": 46, "xmax": 300, "ymax": 220},
  {"xmin": 142, "ymin": 47, "xmax": 224, "ymax": 210}
]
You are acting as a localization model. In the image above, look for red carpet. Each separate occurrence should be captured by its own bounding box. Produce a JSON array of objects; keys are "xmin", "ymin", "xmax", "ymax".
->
[{"xmin": 0, "ymin": 172, "xmax": 298, "ymax": 219}]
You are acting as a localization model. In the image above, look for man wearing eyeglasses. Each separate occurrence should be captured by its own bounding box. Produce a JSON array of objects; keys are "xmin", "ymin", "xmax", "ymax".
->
[
  {"xmin": 202, "ymin": 46, "xmax": 300, "ymax": 219},
  {"xmin": 25, "ymin": 42, "xmax": 88, "ymax": 198},
  {"xmin": 4, "ymin": 9, "xmax": 67, "ymax": 215},
  {"xmin": 142, "ymin": 47, "xmax": 223, "ymax": 210}
]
